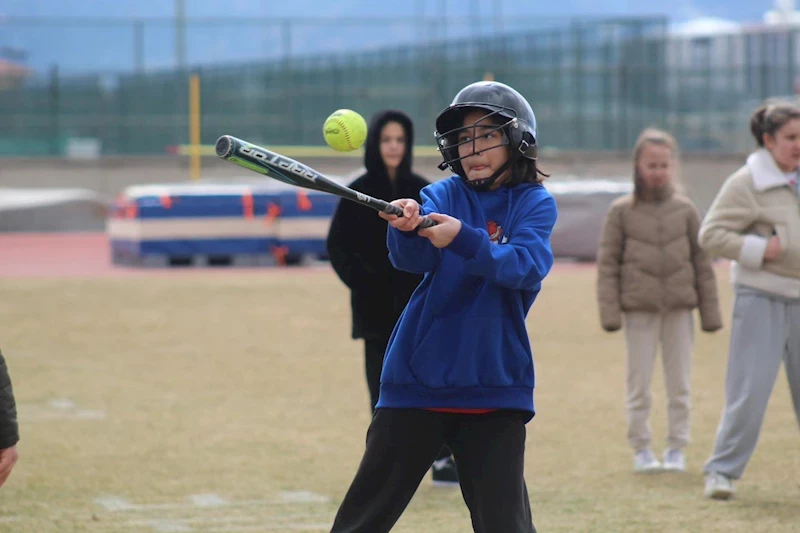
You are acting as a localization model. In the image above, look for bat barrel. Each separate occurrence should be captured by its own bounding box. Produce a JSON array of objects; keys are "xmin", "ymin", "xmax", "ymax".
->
[
  {"xmin": 213, "ymin": 134, "xmax": 438, "ymax": 227},
  {"xmin": 215, "ymin": 135, "xmax": 235, "ymax": 158}
]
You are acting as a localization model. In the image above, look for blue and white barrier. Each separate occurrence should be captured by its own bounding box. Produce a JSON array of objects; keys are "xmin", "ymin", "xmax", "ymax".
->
[{"xmin": 107, "ymin": 181, "xmax": 338, "ymax": 266}]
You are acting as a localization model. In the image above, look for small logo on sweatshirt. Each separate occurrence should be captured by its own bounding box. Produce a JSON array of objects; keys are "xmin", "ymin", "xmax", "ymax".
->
[{"xmin": 487, "ymin": 221, "xmax": 503, "ymax": 243}]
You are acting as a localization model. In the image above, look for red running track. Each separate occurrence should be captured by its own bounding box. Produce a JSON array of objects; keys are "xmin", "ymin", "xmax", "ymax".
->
[
  {"xmin": 0, "ymin": 233, "xmax": 326, "ymax": 278},
  {"xmin": 0, "ymin": 233, "xmax": 596, "ymax": 278}
]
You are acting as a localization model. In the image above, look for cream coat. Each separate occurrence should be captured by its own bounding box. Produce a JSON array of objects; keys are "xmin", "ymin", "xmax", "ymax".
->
[{"xmin": 699, "ymin": 149, "xmax": 800, "ymax": 298}]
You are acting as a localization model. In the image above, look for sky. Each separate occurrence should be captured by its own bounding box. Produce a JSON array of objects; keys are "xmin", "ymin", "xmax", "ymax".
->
[
  {"xmin": 0, "ymin": 0, "xmax": 780, "ymax": 75},
  {"xmin": 0, "ymin": 0, "xmax": 773, "ymax": 20}
]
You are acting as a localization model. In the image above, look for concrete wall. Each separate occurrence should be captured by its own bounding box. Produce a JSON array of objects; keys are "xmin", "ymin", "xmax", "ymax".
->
[{"xmin": 0, "ymin": 150, "xmax": 747, "ymax": 213}]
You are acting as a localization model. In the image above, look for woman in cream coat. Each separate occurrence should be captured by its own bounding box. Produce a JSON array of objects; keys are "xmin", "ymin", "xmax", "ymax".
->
[{"xmin": 699, "ymin": 103, "xmax": 800, "ymax": 500}]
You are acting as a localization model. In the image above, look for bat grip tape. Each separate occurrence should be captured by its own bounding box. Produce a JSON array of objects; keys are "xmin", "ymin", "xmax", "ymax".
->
[{"xmin": 384, "ymin": 203, "xmax": 437, "ymax": 228}]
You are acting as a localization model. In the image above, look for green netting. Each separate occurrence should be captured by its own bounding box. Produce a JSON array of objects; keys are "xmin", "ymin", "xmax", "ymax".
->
[{"xmin": 1, "ymin": 17, "xmax": 797, "ymax": 155}]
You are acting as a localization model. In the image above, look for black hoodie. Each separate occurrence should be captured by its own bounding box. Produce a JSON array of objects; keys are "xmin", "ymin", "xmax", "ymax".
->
[
  {"xmin": 0, "ymin": 349, "xmax": 19, "ymax": 450},
  {"xmin": 326, "ymin": 110, "xmax": 430, "ymax": 341}
]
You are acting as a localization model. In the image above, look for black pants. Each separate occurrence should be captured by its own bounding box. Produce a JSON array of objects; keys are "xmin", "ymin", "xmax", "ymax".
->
[
  {"xmin": 363, "ymin": 339, "xmax": 452, "ymax": 461},
  {"xmin": 363, "ymin": 337, "xmax": 389, "ymax": 412},
  {"xmin": 330, "ymin": 408, "xmax": 536, "ymax": 533}
]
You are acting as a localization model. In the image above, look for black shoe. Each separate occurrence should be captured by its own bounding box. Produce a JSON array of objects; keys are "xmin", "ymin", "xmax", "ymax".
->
[{"xmin": 431, "ymin": 456, "xmax": 459, "ymax": 487}]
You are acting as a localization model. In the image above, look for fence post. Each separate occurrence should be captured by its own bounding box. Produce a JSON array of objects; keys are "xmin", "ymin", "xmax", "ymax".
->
[
  {"xmin": 49, "ymin": 64, "xmax": 60, "ymax": 156},
  {"xmin": 281, "ymin": 20, "xmax": 295, "ymax": 143},
  {"xmin": 573, "ymin": 20, "xmax": 584, "ymax": 150},
  {"xmin": 727, "ymin": 33, "xmax": 738, "ymax": 151},
  {"xmin": 602, "ymin": 24, "xmax": 612, "ymax": 151},
  {"xmin": 788, "ymin": 30, "xmax": 796, "ymax": 97},
  {"xmin": 134, "ymin": 20, "xmax": 144, "ymax": 73},
  {"xmin": 551, "ymin": 29, "xmax": 563, "ymax": 148},
  {"xmin": 760, "ymin": 32, "xmax": 768, "ymax": 100},
  {"xmin": 189, "ymin": 72, "xmax": 201, "ymax": 180},
  {"xmin": 657, "ymin": 21, "xmax": 669, "ymax": 131}
]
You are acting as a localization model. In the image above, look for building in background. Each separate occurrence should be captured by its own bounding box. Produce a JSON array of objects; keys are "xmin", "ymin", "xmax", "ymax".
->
[
  {"xmin": 4, "ymin": 5, "xmax": 800, "ymax": 156},
  {"xmin": 0, "ymin": 59, "xmax": 29, "ymax": 89}
]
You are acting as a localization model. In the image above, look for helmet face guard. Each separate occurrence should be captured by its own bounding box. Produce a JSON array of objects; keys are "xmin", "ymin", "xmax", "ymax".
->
[
  {"xmin": 434, "ymin": 105, "xmax": 515, "ymax": 175},
  {"xmin": 434, "ymin": 82, "xmax": 540, "ymax": 189}
]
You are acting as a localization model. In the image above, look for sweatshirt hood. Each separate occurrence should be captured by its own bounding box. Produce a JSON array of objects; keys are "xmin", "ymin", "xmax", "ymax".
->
[{"xmin": 364, "ymin": 109, "xmax": 415, "ymax": 183}]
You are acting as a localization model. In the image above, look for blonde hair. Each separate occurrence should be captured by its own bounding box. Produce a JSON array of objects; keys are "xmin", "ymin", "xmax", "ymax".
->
[{"xmin": 632, "ymin": 127, "xmax": 683, "ymax": 201}]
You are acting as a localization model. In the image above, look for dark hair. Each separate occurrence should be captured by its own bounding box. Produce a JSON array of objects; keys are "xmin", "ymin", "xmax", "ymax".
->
[
  {"xmin": 750, "ymin": 103, "xmax": 800, "ymax": 147},
  {"xmin": 462, "ymin": 112, "xmax": 548, "ymax": 187},
  {"xmin": 507, "ymin": 156, "xmax": 548, "ymax": 186}
]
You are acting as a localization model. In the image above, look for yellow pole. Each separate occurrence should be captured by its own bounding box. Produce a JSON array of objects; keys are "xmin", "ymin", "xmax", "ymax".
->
[
  {"xmin": 483, "ymin": 72, "xmax": 495, "ymax": 81},
  {"xmin": 189, "ymin": 73, "xmax": 201, "ymax": 180}
]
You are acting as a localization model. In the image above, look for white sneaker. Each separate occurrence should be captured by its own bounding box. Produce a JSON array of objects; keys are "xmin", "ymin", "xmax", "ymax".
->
[
  {"xmin": 663, "ymin": 448, "xmax": 686, "ymax": 472},
  {"xmin": 633, "ymin": 449, "xmax": 662, "ymax": 473},
  {"xmin": 704, "ymin": 472, "xmax": 735, "ymax": 500}
]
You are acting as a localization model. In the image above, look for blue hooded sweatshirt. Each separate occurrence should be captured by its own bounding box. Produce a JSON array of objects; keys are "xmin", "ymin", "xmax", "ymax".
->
[{"xmin": 376, "ymin": 176, "xmax": 558, "ymax": 420}]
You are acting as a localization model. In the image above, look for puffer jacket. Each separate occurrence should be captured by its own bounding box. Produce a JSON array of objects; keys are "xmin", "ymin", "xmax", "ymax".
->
[
  {"xmin": 0, "ymin": 349, "xmax": 19, "ymax": 450},
  {"xmin": 596, "ymin": 192, "xmax": 722, "ymax": 332}
]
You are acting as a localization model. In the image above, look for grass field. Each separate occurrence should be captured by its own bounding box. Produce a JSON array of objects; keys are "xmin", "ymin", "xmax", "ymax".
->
[{"xmin": 0, "ymin": 265, "xmax": 798, "ymax": 533}]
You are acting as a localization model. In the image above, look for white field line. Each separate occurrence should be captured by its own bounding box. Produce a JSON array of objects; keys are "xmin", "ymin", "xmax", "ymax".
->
[
  {"xmin": 94, "ymin": 511, "xmax": 332, "ymax": 532},
  {"xmin": 94, "ymin": 491, "xmax": 330, "ymax": 513}
]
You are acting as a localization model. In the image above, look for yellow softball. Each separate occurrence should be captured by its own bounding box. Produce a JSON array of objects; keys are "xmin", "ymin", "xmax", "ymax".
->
[{"xmin": 323, "ymin": 109, "xmax": 368, "ymax": 152}]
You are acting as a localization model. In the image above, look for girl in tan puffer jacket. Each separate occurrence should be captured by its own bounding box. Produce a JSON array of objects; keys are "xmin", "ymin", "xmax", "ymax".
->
[{"xmin": 596, "ymin": 128, "xmax": 722, "ymax": 474}]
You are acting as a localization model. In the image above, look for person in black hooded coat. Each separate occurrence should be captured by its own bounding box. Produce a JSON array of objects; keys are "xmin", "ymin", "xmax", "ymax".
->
[
  {"xmin": 0, "ymin": 349, "xmax": 19, "ymax": 489},
  {"xmin": 327, "ymin": 110, "xmax": 429, "ymax": 411},
  {"xmin": 327, "ymin": 110, "xmax": 459, "ymax": 487}
]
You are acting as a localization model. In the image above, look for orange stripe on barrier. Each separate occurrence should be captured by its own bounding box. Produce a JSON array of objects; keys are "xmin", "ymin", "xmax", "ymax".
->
[
  {"xmin": 271, "ymin": 245, "xmax": 289, "ymax": 266},
  {"xmin": 113, "ymin": 195, "xmax": 128, "ymax": 218},
  {"xmin": 297, "ymin": 190, "xmax": 313, "ymax": 211},
  {"xmin": 265, "ymin": 202, "xmax": 282, "ymax": 226},
  {"xmin": 242, "ymin": 192, "xmax": 254, "ymax": 219}
]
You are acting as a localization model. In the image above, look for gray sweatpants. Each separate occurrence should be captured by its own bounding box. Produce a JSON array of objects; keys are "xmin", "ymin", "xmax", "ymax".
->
[{"xmin": 704, "ymin": 286, "xmax": 800, "ymax": 479}]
